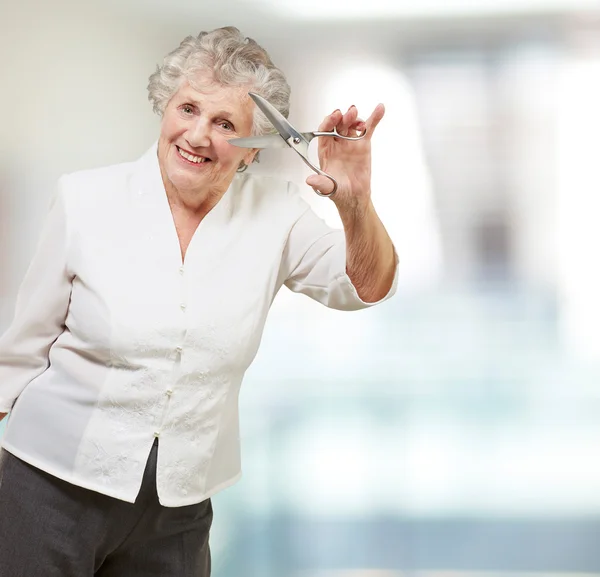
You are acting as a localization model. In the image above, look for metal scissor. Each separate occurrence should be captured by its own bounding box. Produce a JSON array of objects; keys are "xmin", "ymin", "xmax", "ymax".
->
[{"xmin": 228, "ymin": 92, "xmax": 367, "ymax": 197}]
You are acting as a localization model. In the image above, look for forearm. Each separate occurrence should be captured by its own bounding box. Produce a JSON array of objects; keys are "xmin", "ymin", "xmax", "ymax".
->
[{"xmin": 337, "ymin": 198, "xmax": 396, "ymax": 303}]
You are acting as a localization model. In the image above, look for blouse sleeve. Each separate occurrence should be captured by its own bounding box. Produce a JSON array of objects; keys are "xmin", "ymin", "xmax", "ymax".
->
[
  {"xmin": 0, "ymin": 179, "xmax": 73, "ymax": 412},
  {"xmin": 282, "ymin": 197, "xmax": 399, "ymax": 311}
]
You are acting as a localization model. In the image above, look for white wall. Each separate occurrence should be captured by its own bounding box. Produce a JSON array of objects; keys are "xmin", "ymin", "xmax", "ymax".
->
[{"xmin": 0, "ymin": 0, "xmax": 164, "ymax": 319}]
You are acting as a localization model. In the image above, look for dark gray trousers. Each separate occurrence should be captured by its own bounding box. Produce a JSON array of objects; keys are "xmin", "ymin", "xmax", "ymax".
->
[{"xmin": 0, "ymin": 440, "xmax": 212, "ymax": 577}]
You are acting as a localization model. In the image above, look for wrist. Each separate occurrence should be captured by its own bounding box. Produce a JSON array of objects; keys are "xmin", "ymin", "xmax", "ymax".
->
[{"xmin": 334, "ymin": 195, "xmax": 373, "ymax": 226}]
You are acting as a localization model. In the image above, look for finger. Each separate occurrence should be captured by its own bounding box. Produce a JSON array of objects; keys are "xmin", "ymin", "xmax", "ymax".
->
[
  {"xmin": 337, "ymin": 105, "xmax": 356, "ymax": 135},
  {"xmin": 351, "ymin": 119, "xmax": 366, "ymax": 135},
  {"xmin": 338, "ymin": 105, "xmax": 358, "ymax": 136},
  {"xmin": 306, "ymin": 174, "xmax": 335, "ymax": 196},
  {"xmin": 318, "ymin": 109, "xmax": 343, "ymax": 132},
  {"xmin": 365, "ymin": 103, "xmax": 385, "ymax": 137}
]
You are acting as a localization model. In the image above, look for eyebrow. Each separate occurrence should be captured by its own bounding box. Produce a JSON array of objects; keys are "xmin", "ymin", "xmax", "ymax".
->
[{"xmin": 215, "ymin": 110, "xmax": 235, "ymax": 120}]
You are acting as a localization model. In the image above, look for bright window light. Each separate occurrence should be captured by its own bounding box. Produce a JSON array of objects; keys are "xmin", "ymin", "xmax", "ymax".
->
[
  {"xmin": 556, "ymin": 57, "xmax": 600, "ymax": 362},
  {"xmin": 246, "ymin": 0, "xmax": 600, "ymax": 20},
  {"xmin": 319, "ymin": 62, "xmax": 443, "ymax": 292}
]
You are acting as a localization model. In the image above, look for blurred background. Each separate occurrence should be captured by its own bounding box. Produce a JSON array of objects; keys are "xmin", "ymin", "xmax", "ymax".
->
[{"xmin": 2, "ymin": 0, "xmax": 600, "ymax": 575}]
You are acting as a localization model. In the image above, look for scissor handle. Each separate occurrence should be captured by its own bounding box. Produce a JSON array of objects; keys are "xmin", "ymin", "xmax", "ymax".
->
[
  {"xmin": 289, "ymin": 129, "xmax": 369, "ymax": 197},
  {"xmin": 297, "ymin": 155, "xmax": 338, "ymax": 197},
  {"xmin": 311, "ymin": 126, "xmax": 368, "ymax": 141},
  {"xmin": 299, "ymin": 126, "xmax": 366, "ymax": 196}
]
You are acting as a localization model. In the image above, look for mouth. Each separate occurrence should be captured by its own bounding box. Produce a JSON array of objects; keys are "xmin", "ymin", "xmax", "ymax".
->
[{"xmin": 176, "ymin": 146, "xmax": 211, "ymax": 165}]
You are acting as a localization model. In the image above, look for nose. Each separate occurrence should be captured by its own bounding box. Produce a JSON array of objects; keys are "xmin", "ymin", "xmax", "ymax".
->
[{"xmin": 186, "ymin": 117, "xmax": 211, "ymax": 148}]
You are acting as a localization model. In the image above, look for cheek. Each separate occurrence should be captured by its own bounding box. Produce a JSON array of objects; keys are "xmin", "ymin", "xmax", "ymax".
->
[
  {"xmin": 214, "ymin": 138, "xmax": 245, "ymax": 166},
  {"xmin": 160, "ymin": 115, "xmax": 184, "ymax": 142}
]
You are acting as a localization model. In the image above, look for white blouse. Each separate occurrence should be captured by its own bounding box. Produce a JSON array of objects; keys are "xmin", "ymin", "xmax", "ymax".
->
[{"xmin": 0, "ymin": 144, "xmax": 398, "ymax": 507}]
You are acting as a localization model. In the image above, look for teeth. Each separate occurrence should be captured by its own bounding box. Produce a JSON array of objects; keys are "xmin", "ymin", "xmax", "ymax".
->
[{"xmin": 177, "ymin": 147, "xmax": 208, "ymax": 164}]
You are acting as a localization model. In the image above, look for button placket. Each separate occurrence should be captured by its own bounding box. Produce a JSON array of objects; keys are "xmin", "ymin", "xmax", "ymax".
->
[
  {"xmin": 179, "ymin": 263, "xmax": 188, "ymax": 312},
  {"xmin": 158, "ymin": 264, "xmax": 187, "ymax": 441}
]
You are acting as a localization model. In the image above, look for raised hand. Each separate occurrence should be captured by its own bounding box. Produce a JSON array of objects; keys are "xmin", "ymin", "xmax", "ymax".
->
[{"xmin": 306, "ymin": 103, "xmax": 385, "ymax": 212}]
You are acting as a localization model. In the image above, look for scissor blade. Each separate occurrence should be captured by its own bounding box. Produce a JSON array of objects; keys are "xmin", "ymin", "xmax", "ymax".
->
[
  {"xmin": 249, "ymin": 92, "xmax": 301, "ymax": 143},
  {"xmin": 228, "ymin": 134, "xmax": 290, "ymax": 149}
]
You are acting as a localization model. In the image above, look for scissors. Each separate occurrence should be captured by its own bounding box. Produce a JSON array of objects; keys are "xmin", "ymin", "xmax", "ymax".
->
[{"xmin": 228, "ymin": 92, "xmax": 367, "ymax": 197}]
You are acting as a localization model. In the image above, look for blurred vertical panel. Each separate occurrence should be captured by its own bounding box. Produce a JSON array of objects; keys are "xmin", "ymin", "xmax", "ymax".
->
[{"xmin": 407, "ymin": 44, "xmax": 561, "ymax": 289}]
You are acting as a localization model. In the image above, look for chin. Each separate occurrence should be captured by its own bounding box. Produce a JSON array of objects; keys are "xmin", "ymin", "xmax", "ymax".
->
[{"xmin": 171, "ymin": 172, "xmax": 205, "ymax": 192}]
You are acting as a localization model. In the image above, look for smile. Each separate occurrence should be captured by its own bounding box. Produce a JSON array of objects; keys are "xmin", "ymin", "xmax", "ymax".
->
[{"xmin": 176, "ymin": 146, "xmax": 210, "ymax": 164}]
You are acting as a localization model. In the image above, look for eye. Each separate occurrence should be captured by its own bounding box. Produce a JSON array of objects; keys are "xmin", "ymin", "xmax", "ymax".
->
[
  {"xmin": 180, "ymin": 104, "xmax": 194, "ymax": 115},
  {"xmin": 219, "ymin": 121, "xmax": 234, "ymax": 131}
]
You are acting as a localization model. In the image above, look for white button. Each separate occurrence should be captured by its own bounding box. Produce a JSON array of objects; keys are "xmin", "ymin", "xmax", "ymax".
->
[
  {"xmin": 180, "ymin": 303, "xmax": 186, "ymax": 311},
  {"xmin": 179, "ymin": 266, "xmax": 184, "ymax": 275},
  {"xmin": 176, "ymin": 346, "xmax": 183, "ymax": 353},
  {"xmin": 153, "ymin": 431, "xmax": 161, "ymax": 438},
  {"xmin": 166, "ymin": 389, "xmax": 173, "ymax": 396}
]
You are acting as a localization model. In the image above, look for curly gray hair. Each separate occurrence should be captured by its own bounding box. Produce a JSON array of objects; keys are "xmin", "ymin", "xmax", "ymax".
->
[{"xmin": 148, "ymin": 26, "xmax": 290, "ymax": 167}]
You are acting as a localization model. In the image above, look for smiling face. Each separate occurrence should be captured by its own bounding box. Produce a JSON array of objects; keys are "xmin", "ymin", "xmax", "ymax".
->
[{"xmin": 157, "ymin": 76, "xmax": 258, "ymax": 208}]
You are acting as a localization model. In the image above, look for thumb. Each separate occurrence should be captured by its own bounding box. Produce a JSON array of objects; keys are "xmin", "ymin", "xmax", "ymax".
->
[{"xmin": 306, "ymin": 174, "xmax": 336, "ymax": 196}]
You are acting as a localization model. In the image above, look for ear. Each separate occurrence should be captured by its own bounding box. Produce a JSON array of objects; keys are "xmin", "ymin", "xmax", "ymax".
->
[{"xmin": 244, "ymin": 148, "xmax": 259, "ymax": 166}]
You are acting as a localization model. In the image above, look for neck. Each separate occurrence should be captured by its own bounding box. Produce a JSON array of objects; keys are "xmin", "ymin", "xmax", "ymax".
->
[
  {"xmin": 165, "ymin": 182, "xmax": 223, "ymax": 218},
  {"xmin": 160, "ymin": 171, "xmax": 231, "ymax": 220}
]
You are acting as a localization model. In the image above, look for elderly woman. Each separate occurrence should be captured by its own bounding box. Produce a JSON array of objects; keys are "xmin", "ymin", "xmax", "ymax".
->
[{"xmin": 0, "ymin": 26, "xmax": 396, "ymax": 577}]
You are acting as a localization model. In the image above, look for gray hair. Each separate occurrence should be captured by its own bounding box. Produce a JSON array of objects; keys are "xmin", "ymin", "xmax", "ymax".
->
[{"xmin": 148, "ymin": 27, "xmax": 290, "ymax": 154}]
